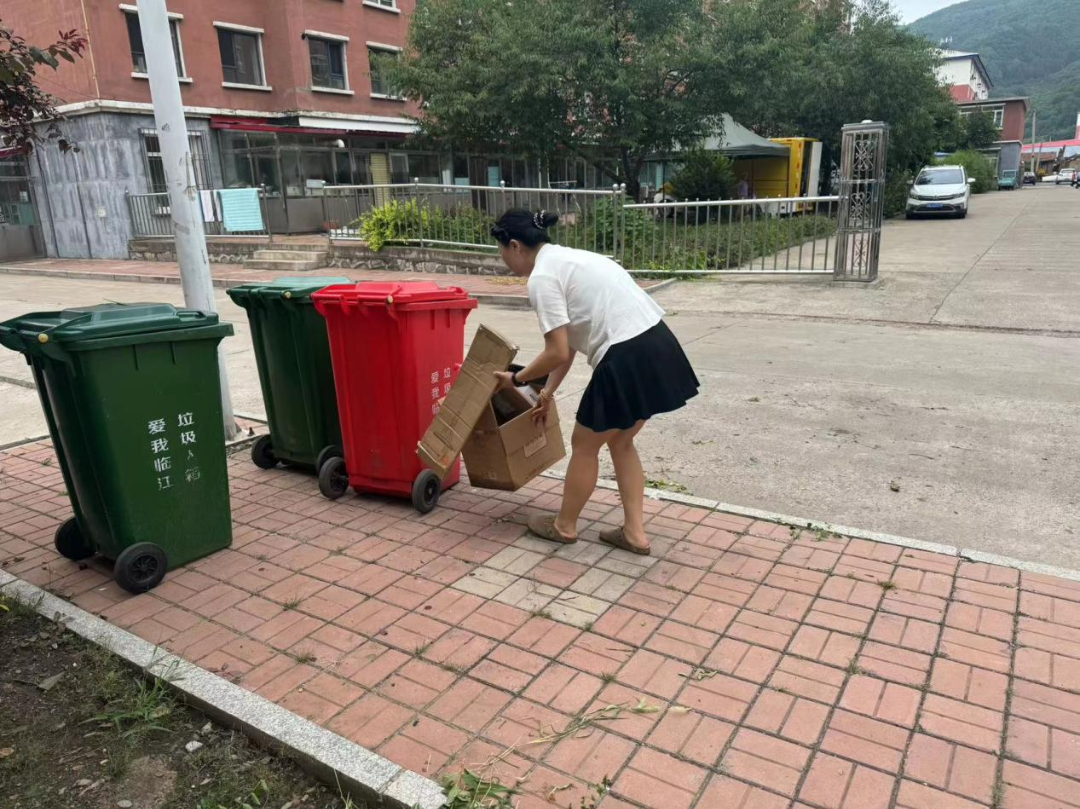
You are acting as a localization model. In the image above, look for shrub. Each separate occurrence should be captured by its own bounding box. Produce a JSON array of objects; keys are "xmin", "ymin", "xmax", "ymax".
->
[
  {"xmin": 939, "ymin": 150, "xmax": 996, "ymax": 193},
  {"xmin": 354, "ymin": 200, "xmax": 494, "ymax": 251},
  {"xmin": 883, "ymin": 170, "xmax": 915, "ymax": 219},
  {"xmin": 670, "ymin": 150, "xmax": 737, "ymax": 202}
]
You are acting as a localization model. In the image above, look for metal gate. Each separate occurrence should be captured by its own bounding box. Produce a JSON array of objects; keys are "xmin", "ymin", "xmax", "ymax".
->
[
  {"xmin": 0, "ymin": 155, "xmax": 44, "ymax": 261},
  {"xmin": 834, "ymin": 121, "xmax": 888, "ymax": 282}
]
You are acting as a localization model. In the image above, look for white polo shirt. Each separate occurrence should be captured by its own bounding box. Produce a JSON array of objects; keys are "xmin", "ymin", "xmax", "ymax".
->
[{"xmin": 527, "ymin": 244, "xmax": 664, "ymax": 367}]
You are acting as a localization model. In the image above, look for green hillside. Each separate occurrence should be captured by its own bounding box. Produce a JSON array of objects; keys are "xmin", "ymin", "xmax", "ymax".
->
[{"xmin": 910, "ymin": 0, "xmax": 1080, "ymax": 140}]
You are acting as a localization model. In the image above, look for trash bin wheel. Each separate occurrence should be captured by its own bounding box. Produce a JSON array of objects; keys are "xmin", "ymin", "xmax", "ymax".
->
[
  {"xmin": 55, "ymin": 518, "xmax": 93, "ymax": 561},
  {"xmin": 411, "ymin": 470, "xmax": 441, "ymax": 514},
  {"xmin": 114, "ymin": 542, "xmax": 168, "ymax": 594},
  {"xmin": 315, "ymin": 445, "xmax": 342, "ymax": 475},
  {"xmin": 251, "ymin": 435, "xmax": 278, "ymax": 470},
  {"xmin": 318, "ymin": 456, "xmax": 349, "ymax": 500}
]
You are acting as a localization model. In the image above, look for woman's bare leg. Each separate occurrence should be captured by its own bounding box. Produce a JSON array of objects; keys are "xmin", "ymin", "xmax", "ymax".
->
[
  {"xmin": 608, "ymin": 420, "xmax": 648, "ymax": 550},
  {"xmin": 555, "ymin": 422, "xmax": 615, "ymax": 538}
]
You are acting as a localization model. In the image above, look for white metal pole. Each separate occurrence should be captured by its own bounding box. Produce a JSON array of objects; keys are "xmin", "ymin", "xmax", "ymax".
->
[{"xmin": 137, "ymin": 0, "xmax": 237, "ymax": 440}]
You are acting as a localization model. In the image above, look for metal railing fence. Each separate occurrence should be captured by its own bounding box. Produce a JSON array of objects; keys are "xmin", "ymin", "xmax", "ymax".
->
[
  {"xmin": 321, "ymin": 181, "xmax": 625, "ymax": 257},
  {"xmin": 619, "ymin": 196, "xmax": 841, "ymax": 275},
  {"xmin": 126, "ymin": 189, "xmax": 271, "ymax": 239}
]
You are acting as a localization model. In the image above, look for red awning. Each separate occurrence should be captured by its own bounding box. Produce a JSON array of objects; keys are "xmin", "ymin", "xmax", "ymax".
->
[{"xmin": 208, "ymin": 116, "xmax": 406, "ymax": 140}]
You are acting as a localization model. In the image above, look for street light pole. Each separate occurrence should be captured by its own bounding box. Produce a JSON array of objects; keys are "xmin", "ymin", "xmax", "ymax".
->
[{"xmin": 136, "ymin": 0, "xmax": 238, "ymax": 440}]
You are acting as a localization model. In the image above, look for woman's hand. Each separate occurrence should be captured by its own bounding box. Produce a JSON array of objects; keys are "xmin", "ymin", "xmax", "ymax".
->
[
  {"xmin": 531, "ymin": 392, "xmax": 553, "ymax": 427},
  {"xmin": 493, "ymin": 371, "xmax": 516, "ymax": 391}
]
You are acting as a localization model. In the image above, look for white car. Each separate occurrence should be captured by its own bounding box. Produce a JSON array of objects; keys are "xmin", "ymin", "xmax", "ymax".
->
[
  {"xmin": 906, "ymin": 165, "xmax": 976, "ymax": 219},
  {"xmin": 1056, "ymin": 168, "xmax": 1077, "ymax": 185}
]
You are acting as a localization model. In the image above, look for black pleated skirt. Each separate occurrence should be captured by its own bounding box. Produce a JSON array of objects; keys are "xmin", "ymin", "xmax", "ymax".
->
[{"xmin": 576, "ymin": 320, "xmax": 700, "ymax": 433}]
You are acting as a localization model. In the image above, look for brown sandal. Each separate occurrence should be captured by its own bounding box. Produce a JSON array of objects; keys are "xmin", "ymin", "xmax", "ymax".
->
[
  {"xmin": 600, "ymin": 526, "xmax": 651, "ymax": 556},
  {"xmin": 527, "ymin": 514, "xmax": 577, "ymax": 545}
]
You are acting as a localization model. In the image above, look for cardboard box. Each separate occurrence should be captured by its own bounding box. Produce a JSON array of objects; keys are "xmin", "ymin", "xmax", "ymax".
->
[{"xmin": 418, "ymin": 325, "xmax": 565, "ymax": 491}]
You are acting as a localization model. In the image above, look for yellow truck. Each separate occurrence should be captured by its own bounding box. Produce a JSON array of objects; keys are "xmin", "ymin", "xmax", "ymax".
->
[{"xmin": 735, "ymin": 137, "xmax": 823, "ymax": 213}]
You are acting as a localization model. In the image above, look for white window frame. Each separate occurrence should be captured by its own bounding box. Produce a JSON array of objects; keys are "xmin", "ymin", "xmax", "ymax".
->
[
  {"xmin": 305, "ymin": 30, "xmax": 354, "ymax": 96},
  {"xmin": 363, "ymin": 0, "xmax": 401, "ymax": 14},
  {"xmin": 367, "ymin": 42, "xmax": 404, "ymax": 100},
  {"xmin": 213, "ymin": 22, "xmax": 272, "ymax": 91},
  {"xmin": 119, "ymin": 4, "xmax": 191, "ymax": 83}
]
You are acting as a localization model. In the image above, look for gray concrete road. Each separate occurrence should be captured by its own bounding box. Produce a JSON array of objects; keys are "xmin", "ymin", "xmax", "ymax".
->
[{"xmin": 0, "ymin": 185, "xmax": 1077, "ymax": 567}]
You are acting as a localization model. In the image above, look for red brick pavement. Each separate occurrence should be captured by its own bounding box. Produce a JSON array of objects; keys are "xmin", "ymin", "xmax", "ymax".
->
[
  {"xmin": 4, "ymin": 439, "xmax": 1080, "ymax": 808},
  {"xmin": 0, "ymin": 258, "xmax": 662, "ymax": 299}
]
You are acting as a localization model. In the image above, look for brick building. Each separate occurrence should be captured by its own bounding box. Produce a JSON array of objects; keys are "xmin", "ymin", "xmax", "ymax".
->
[{"xmin": 5, "ymin": 0, "xmax": 579, "ymax": 258}]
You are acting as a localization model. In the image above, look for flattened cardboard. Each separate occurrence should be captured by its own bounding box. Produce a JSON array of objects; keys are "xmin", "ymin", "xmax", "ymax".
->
[
  {"xmin": 417, "ymin": 325, "xmax": 516, "ymax": 478},
  {"xmin": 418, "ymin": 324, "xmax": 565, "ymax": 491}
]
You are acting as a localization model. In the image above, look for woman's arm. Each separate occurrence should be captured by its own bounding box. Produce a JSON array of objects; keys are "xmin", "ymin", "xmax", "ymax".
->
[{"xmin": 495, "ymin": 326, "xmax": 574, "ymax": 390}]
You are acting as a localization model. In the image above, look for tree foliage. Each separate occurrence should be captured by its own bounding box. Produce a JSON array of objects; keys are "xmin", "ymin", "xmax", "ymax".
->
[
  {"xmin": 715, "ymin": 0, "xmax": 960, "ymax": 175},
  {"xmin": 0, "ymin": 21, "xmax": 86, "ymax": 154},
  {"xmin": 392, "ymin": 0, "xmax": 963, "ymax": 192},
  {"xmin": 389, "ymin": 0, "xmax": 727, "ymax": 197},
  {"xmin": 941, "ymin": 149, "xmax": 996, "ymax": 194}
]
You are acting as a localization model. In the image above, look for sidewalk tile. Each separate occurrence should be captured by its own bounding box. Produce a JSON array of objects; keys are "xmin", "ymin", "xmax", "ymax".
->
[
  {"xmin": 868, "ymin": 612, "xmax": 940, "ymax": 653},
  {"xmin": 904, "ymin": 733, "xmax": 996, "ymax": 804},
  {"xmin": 328, "ymin": 692, "xmax": 413, "ymax": 748},
  {"xmin": 702, "ymin": 637, "xmax": 782, "ymax": 683},
  {"xmin": 929, "ymin": 658, "xmax": 1008, "ymax": 711},
  {"xmin": 746, "ymin": 585, "xmax": 814, "ymax": 622},
  {"xmin": 745, "ymin": 688, "xmax": 829, "ymax": 745},
  {"xmin": 1020, "ymin": 591, "xmax": 1080, "ymax": 628},
  {"xmin": 892, "ymin": 566, "xmax": 953, "ymax": 599},
  {"xmin": 617, "ymin": 648, "xmax": 693, "ymax": 700},
  {"xmin": 613, "ymin": 747, "xmax": 708, "ymax": 809},
  {"xmin": 789, "ymin": 625, "xmax": 860, "ymax": 670},
  {"xmin": 919, "ymin": 693, "xmax": 1004, "ymax": 752},
  {"xmin": 1010, "ymin": 680, "xmax": 1080, "ymax": 734},
  {"xmin": 820, "ymin": 709, "xmax": 909, "ymax": 772},
  {"xmin": 1002, "ymin": 760, "xmax": 1080, "ymax": 809},
  {"xmin": 428, "ymin": 678, "xmax": 512, "ymax": 734},
  {"xmin": 523, "ymin": 663, "xmax": 602, "ymax": 715},
  {"xmin": 896, "ymin": 779, "xmax": 991, "ymax": 809},
  {"xmin": 800, "ymin": 752, "xmax": 894, "ymax": 809},
  {"xmin": 839, "ymin": 675, "xmax": 921, "ymax": 728},
  {"xmin": 591, "ymin": 605, "xmax": 662, "ymax": 646},
  {"xmin": 693, "ymin": 571, "xmax": 758, "ymax": 607},
  {"xmin": 700, "ymin": 775, "xmax": 789, "ymax": 809},
  {"xmin": 647, "ymin": 710, "xmax": 733, "ymax": 767},
  {"xmin": 857, "ymin": 641, "xmax": 932, "ymax": 686},
  {"xmin": 721, "ymin": 728, "xmax": 811, "ymax": 796},
  {"xmin": 769, "ymin": 655, "xmax": 847, "ymax": 705},
  {"xmin": 938, "ymin": 627, "xmax": 1012, "ymax": 673}
]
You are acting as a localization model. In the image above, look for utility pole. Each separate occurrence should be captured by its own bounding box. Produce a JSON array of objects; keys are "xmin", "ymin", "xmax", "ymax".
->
[
  {"xmin": 1030, "ymin": 108, "xmax": 1037, "ymax": 175},
  {"xmin": 137, "ymin": 0, "xmax": 238, "ymax": 440}
]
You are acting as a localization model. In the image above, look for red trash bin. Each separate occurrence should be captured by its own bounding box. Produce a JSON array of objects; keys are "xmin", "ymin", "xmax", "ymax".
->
[{"xmin": 312, "ymin": 281, "xmax": 478, "ymax": 512}]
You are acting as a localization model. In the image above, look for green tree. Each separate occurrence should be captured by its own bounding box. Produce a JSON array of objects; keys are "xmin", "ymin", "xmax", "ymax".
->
[
  {"xmin": 0, "ymin": 21, "xmax": 86, "ymax": 153},
  {"xmin": 715, "ymin": 0, "xmax": 962, "ymax": 176},
  {"xmin": 960, "ymin": 111, "xmax": 1000, "ymax": 150},
  {"xmin": 389, "ymin": 0, "xmax": 728, "ymax": 197},
  {"xmin": 670, "ymin": 151, "xmax": 737, "ymax": 202}
]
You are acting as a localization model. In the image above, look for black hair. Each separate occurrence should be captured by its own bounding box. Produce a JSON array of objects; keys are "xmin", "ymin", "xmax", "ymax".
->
[{"xmin": 490, "ymin": 208, "xmax": 559, "ymax": 248}]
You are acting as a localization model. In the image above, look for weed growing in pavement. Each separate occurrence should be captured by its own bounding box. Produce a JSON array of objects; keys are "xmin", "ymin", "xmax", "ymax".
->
[
  {"xmin": 576, "ymin": 776, "xmax": 612, "ymax": 808},
  {"xmin": 600, "ymin": 671, "xmax": 617, "ymax": 684},
  {"xmin": 644, "ymin": 477, "xmax": 689, "ymax": 494},
  {"xmin": 290, "ymin": 650, "xmax": 317, "ymax": 665},
  {"xmin": 442, "ymin": 701, "xmax": 665, "ymax": 807},
  {"xmin": 845, "ymin": 659, "xmax": 867, "ymax": 676},
  {"xmin": 281, "ymin": 596, "xmax": 303, "ymax": 610},
  {"xmin": 413, "ymin": 642, "xmax": 431, "ymax": 658},
  {"xmin": 529, "ymin": 607, "xmax": 553, "ymax": 620},
  {"xmin": 878, "ymin": 580, "xmax": 897, "ymax": 592}
]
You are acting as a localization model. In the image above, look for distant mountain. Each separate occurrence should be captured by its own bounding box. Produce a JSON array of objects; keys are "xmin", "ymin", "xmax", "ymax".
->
[{"xmin": 910, "ymin": 0, "xmax": 1080, "ymax": 141}]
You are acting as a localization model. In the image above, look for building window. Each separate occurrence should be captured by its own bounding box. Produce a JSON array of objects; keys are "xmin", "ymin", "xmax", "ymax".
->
[
  {"xmin": 124, "ymin": 11, "xmax": 185, "ymax": 77},
  {"xmin": 218, "ymin": 28, "xmax": 265, "ymax": 86},
  {"xmin": 367, "ymin": 46, "xmax": 400, "ymax": 97},
  {"xmin": 367, "ymin": 0, "xmax": 398, "ymax": 8},
  {"xmin": 308, "ymin": 37, "xmax": 347, "ymax": 90},
  {"xmin": 992, "ymin": 107, "xmax": 1005, "ymax": 128},
  {"xmin": 141, "ymin": 129, "xmax": 211, "ymax": 193}
]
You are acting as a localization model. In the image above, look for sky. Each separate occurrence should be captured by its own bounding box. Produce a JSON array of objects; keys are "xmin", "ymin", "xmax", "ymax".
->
[{"xmin": 892, "ymin": 0, "xmax": 966, "ymax": 23}]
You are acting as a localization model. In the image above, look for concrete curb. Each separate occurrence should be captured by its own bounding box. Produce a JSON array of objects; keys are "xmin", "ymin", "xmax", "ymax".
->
[
  {"xmin": 0, "ymin": 265, "xmax": 674, "ymax": 310},
  {"xmin": 541, "ymin": 470, "xmax": 1080, "ymax": 583},
  {"xmin": 0, "ymin": 569, "xmax": 446, "ymax": 809}
]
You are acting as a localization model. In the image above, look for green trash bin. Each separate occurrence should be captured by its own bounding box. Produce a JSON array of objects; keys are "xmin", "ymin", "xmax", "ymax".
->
[
  {"xmin": 0, "ymin": 303, "xmax": 235, "ymax": 594},
  {"xmin": 227, "ymin": 277, "xmax": 348, "ymax": 477}
]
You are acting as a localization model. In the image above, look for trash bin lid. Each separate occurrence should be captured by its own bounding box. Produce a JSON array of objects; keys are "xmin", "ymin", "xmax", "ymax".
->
[
  {"xmin": 314, "ymin": 281, "xmax": 471, "ymax": 306},
  {"xmin": 3, "ymin": 303, "xmax": 221, "ymax": 344},
  {"xmin": 227, "ymin": 277, "xmax": 349, "ymax": 302}
]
